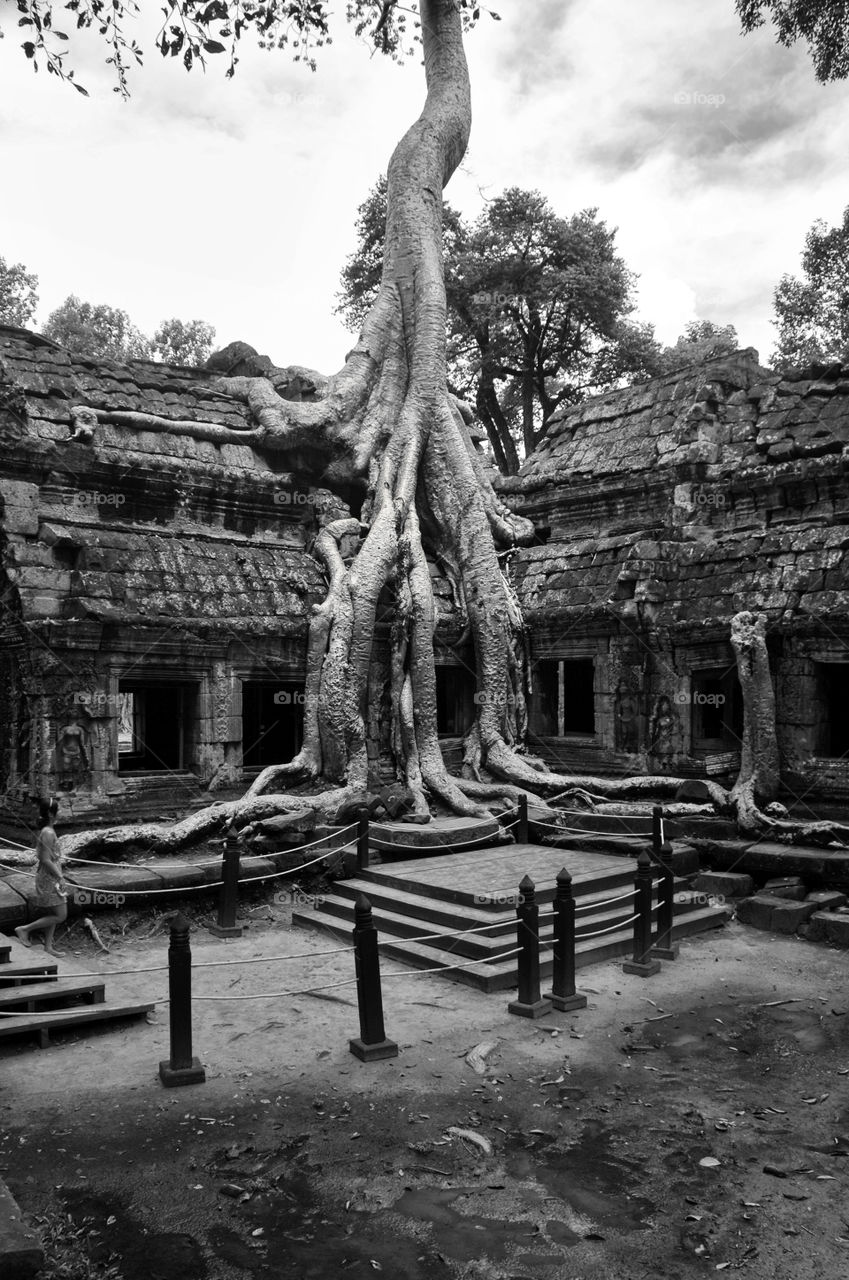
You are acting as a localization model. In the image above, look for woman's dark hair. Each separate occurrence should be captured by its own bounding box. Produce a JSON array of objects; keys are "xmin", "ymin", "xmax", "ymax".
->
[{"xmin": 37, "ymin": 796, "xmax": 59, "ymax": 828}]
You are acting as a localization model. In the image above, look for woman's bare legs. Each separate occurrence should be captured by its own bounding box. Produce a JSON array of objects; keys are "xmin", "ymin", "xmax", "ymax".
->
[{"xmin": 15, "ymin": 902, "xmax": 67, "ymax": 956}]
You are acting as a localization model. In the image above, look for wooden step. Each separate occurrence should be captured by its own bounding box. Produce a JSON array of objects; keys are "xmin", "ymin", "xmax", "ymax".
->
[
  {"xmin": 0, "ymin": 1001, "xmax": 155, "ymax": 1047},
  {"xmin": 0, "ymin": 957, "xmax": 59, "ymax": 987},
  {"xmin": 0, "ymin": 976, "xmax": 106, "ymax": 1012},
  {"xmin": 353, "ymin": 861, "xmax": 634, "ymax": 909}
]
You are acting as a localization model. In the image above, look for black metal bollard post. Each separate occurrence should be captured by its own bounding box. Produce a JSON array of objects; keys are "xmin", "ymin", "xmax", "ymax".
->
[
  {"xmin": 650, "ymin": 838, "xmax": 680, "ymax": 960},
  {"xmin": 209, "ymin": 828, "xmax": 243, "ymax": 938},
  {"xmin": 546, "ymin": 867, "xmax": 587, "ymax": 1012},
  {"xmin": 159, "ymin": 912, "xmax": 206, "ymax": 1086},
  {"xmin": 623, "ymin": 851, "xmax": 661, "ymax": 977},
  {"xmin": 516, "ymin": 793, "xmax": 529, "ymax": 844},
  {"xmin": 349, "ymin": 893, "xmax": 398, "ymax": 1061},
  {"xmin": 508, "ymin": 875, "xmax": 552, "ymax": 1019},
  {"xmin": 356, "ymin": 807, "xmax": 371, "ymax": 873}
]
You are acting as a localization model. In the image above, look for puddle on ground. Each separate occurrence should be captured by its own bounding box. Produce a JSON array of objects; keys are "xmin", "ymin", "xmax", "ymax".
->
[
  {"xmin": 505, "ymin": 1120, "xmax": 655, "ymax": 1233},
  {"xmin": 642, "ymin": 1000, "xmax": 838, "ymax": 1063},
  {"xmin": 62, "ymin": 1190, "xmax": 206, "ymax": 1280},
  {"xmin": 391, "ymin": 1185, "xmax": 533, "ymax": 1263}
]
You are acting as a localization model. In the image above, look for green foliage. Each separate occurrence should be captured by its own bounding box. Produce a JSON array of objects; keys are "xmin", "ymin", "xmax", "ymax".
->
[
  {"xmin": 41, "ymin": 295, "xmax": 216, "ymax": 365},
  {"xmin": 42, "ymin": 295, "xmax": 152, "ymax": 360},
  {"xmin": 656, "ymin": 320, "xmax": 740, "ymax": 373},
  {"xmin": 0, "ymin": 254, "xmax": 39, "ymax": 327},
  {"xmin": 338, "ymin": 182, "xmax": 660, "ymax": 472},
  {"xmin": 151, "ymin": 316, "xmax": 216, "ymax": 365},
  {"xmin": 771, "ymin": 206, "xmax": 849, "ymax": 369},
  {"xmin": 736, "ymin": 1, "xmax": 849, "ymax": 82},
  {"xmin": 5, "ymin": 1, "xmax": 498, "ymax": 96}
]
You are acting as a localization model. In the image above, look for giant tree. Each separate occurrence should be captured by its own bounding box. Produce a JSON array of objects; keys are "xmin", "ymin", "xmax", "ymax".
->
[
  {"xmin": 8, "ymin": 0, "xmax": 849, "ymax": 856},
  {"xmin": 338, "ymin": 182, "xmax": 660, "ymax": 474}
]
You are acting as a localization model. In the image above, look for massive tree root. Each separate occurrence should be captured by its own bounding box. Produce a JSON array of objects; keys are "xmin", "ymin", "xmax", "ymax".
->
[{"xmin": 51, "ymin": 8, "xmax": 848, "ymax": 862}]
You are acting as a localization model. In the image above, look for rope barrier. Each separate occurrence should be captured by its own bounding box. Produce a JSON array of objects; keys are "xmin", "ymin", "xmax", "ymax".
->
[
  {"xmin": 577, "ymin": 912, "xmax": 640, "ymax": 940},
  {"xmin": 574, "ymin": 888, "xmax": 637, "ymax": 913},
  {"xmin": 62, "ymin": 822, "xmax": 360, "ymax": 871},
  {"xmin": 0, "ymin": 836, "xmax": 32, "ymax": 851},
  {"xmin": 29, "ymin": 839, "xmax": 356, "ymax": 899},
  {"xmin": 190, "ymin": 976, "xmax": 361, "ymax": 1001},
  {"xmin": 380, "ymin": 945, "xmax": 522, "ymax": 978},
  {"xmin": 381, "ymin": 916, "xmax": 514, "ymax": 947}
]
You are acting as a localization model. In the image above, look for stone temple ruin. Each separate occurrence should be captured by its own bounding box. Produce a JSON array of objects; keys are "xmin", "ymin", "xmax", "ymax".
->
[{"xmin": 0, "ymin": 325, "xmax": 847, "ymax": 828}]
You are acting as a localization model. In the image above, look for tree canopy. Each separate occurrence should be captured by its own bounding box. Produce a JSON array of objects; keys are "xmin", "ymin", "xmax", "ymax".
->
[
  {"xmin": 736, "ymin": 1, "xmax": 849, "ymax": 82},
  {"xmin": 41, "ymin": 294, "xmax": 216, "ymax": 365},
  {"xmin": 771, "ymin": 205, "xmax": 849, "ymax": 370},
  {"xmin": 338, "ymin": 181, "xmax": 660, "ymax": 473},
  {"xmin": 0, "ymin": 256, "xmax": 39, "ymax": 328},
  {"xmin": 656, "ymin": 320, "xmax": 740, "ymax": 374},
  {"xmin": 4, "ymin": 1, "xmax": 496, "ymax": 95}
]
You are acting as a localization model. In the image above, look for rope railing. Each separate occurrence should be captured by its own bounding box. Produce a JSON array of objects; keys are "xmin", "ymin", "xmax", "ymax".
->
[
  {"xmin": 62, "ymin": 822, "xmax": 360, "ymax": 871},
  {"xmin": 0, "ymin": 839, "xmax": 356, "ymax": 901},
  {"xmin": 381, "ymin": 946, "xmax": 521, "ymax": 978},
  {"xmin": 575, "ymin": 912, "xmax": 640, "ymax": 940},
  {"xmin": 574, "ymin": 887, "xmax": 637, "ymax": 912},
  {"xmin": 2, "ymin": 813, "xmax": 688, "ymax": 1060}
]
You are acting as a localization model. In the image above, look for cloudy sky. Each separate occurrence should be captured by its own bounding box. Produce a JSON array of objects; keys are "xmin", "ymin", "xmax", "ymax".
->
[{"xmin": 2, "ymin": 0, "xmax": 849, "ymax": 371}]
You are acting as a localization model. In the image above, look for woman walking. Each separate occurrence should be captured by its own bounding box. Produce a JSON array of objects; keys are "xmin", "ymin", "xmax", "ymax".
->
[{"xmin": 15, "ymin": 798, "xmax": 67, "ymax": 957}]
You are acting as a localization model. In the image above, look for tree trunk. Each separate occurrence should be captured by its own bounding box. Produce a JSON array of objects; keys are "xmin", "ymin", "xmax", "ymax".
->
[{"xmin": 52, "ymin": 16, "xmax": 849, "ymax": 862}]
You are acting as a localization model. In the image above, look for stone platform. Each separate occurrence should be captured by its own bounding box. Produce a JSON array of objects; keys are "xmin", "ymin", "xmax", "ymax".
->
[{"xmin": 294, "ymin": 842, "xmax": 729, "ymax": 992}]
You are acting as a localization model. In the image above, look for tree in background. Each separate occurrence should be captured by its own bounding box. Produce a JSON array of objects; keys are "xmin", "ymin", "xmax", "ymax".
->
[
  {"xmin": 339, "ymin": 183, "xmax": 659, "ymax": 473},
  {"xmin": 152, "ymin": 318, "xmax": 216, "ymax": 366},
  {"xmin": 8, "ymin": 0, "xmax": 849, "ymax": 853},
  {"xmin": 42, "ymin": 296, "xmax": 152, "ymax": 361},
  {"xmin": 736, "ymin": 1, "xmax": 849, "ymax": 81},
  {"xmin": 0, "ymin": 256, "xmax": 39, "ymax": 328},
  {"xmin": 771, "ymin": 206, "xmax": 849, "ymax": 370},
  {"xmin": 656, "ymin": 320, "xmax": 739, "ymax": 373},
  {"xmin": 41, "ymin": 295, "xmax": 216, "ymax": 366}
]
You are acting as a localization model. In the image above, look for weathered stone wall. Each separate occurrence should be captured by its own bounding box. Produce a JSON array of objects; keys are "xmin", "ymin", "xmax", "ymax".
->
[{"xmin": 499, "ymin": 350, "xmax": 849, "ymax": 800}]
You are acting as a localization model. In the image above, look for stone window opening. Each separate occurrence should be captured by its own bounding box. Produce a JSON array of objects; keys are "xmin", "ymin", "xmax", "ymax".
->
[
  {"xmin": 436, "ymin": 664, "xmax": 476, "ymax": 737},
  {"xmin": 241, "ymin": 681, "xmax": 304, "ymax": 770},
  {"xmin": 815, "ymin": 663, "xmax": 849, "ymax": 759},
  {"xmin": 690, "ymin": 667, "xmax": 743, "ymax": 754},
  {"xmin": 531, "ymin": 658, "xmax": 596, "ymax": 737},
  {"xmin": 117, "ymin": 683, "xmax": 197, "ymax": 773}
]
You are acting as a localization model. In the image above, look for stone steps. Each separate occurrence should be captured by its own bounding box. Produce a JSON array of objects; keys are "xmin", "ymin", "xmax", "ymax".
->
[
  {"xmin": 294, "ymin": 842, "xmax": 729, "ymax": 993},
  {"xmin": 0, "ymin": 937, "xmax": 153, "ymax": 1048}
]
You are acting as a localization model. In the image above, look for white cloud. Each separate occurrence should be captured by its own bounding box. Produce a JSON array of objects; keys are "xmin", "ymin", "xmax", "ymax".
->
[{"xmin": 2, "ymin": 0, "xmax": 848, "ymax": 372}]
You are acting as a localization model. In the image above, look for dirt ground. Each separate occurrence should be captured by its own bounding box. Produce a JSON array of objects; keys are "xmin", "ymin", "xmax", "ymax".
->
[{"xmin": 1, "ymin": 896, "xmax": 848, "ymax": 1280}]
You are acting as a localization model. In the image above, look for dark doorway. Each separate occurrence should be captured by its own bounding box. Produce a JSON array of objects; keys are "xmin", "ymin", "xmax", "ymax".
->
[
  {"xmin": 242, "ymin": 682, "xmax": 304, "ymax": 768},
  {"xmin": 691, "ymin": 667, "xmax": 743, "ymax": 752},
  {"xmin": 436, "ymin": 665, "xmax": 476, "ymax": 736},
  {"xmin": 530, "ymin": 658, "xmax": 596, "ymax": 736},
  {"xmin": 817, "ymin": 664, "xmax": 849, "ymax": 758},
  {"xmin": 117, "ymin": 684, "xmax": 196, "ymax": 773}
]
